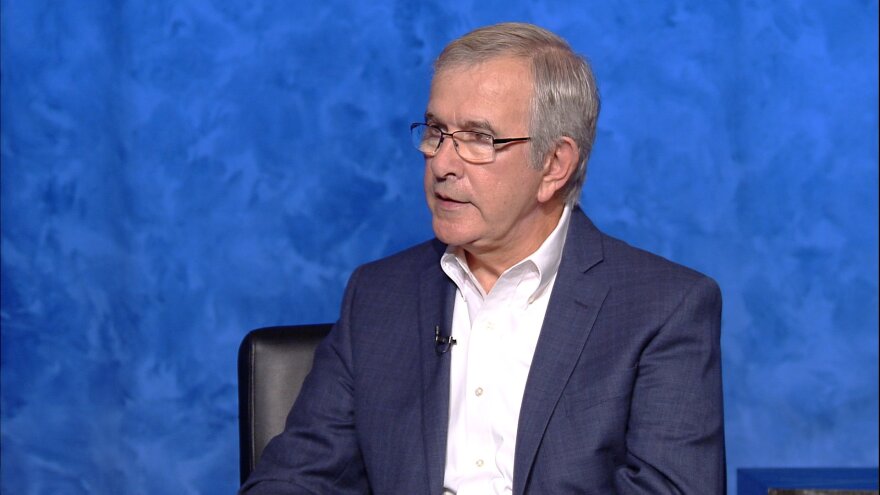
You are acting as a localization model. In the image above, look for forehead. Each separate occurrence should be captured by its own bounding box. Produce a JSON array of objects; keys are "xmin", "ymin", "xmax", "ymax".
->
[{"xmin": 427, "ymin": 56, "xmax": 533, "ymax": 130}]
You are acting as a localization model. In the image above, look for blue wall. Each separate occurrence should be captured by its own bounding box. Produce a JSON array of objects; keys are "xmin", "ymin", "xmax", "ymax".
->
[{"xmin": 1, "ymin": 1, "xmax": 877, "ymax": 493}]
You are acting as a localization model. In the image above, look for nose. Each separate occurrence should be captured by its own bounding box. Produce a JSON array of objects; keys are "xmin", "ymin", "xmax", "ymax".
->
[{"xmin": 428, "ymin": 135, "xmax": 464, "ymax": 180}]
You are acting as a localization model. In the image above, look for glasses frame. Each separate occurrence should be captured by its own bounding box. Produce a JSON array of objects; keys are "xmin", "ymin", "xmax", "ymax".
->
[{"xmin": 410, "ymin": 123, "xmax": 531, "ymax": 164}]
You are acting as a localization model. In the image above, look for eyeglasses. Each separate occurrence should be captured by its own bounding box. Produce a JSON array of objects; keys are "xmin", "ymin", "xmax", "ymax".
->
[{"xmin": 410, "ymin": 123, "xmax": 531, "ymax": 164}]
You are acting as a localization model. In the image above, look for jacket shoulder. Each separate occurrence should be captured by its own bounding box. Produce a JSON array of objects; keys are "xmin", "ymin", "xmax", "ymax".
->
[
  {"xmin": 589, "ymin": 225, "xmax": 720, "ymax": 300},
  {"xmin": 353, "ymin": 238, "xmax": 445, "ymax": 282},
  {"xmin": 605, "ymin": 235, "xmax": 709, "ymax": 279},
  {"xmin": 570, "ymin": 209, "xmax": 716, "ymax": 289}
]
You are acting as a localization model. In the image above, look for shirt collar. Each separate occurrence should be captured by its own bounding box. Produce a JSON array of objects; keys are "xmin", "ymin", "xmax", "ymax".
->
[{"xmin": 440, "ymin": 205, "xmax": 572, "ymax": 302}]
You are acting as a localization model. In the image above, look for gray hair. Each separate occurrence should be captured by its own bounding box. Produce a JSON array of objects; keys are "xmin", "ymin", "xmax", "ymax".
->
[{"xmin": 434, "ymin": 23, "xmax": 600, "ymax": 206}]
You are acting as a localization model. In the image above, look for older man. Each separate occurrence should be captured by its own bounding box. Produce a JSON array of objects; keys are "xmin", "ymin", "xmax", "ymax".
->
[{"xmin": 242, "ymin": 22, "xmax": 725, "ymax": 494}]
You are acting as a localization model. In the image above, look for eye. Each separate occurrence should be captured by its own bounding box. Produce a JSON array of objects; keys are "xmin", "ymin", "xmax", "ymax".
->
[
  {"xmin": 457, "ymin": 131, "xmax": 493, "ymax": 145},
  {"xmin": 474, "ymin": 132, "xmax": 494, "ymax": 145},
  {"xmin": 424, "ymin": 125, "xmax": 442, "ymax": 137}
]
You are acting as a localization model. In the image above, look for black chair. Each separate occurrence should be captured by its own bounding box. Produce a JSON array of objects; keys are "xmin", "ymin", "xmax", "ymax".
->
[{"xmin": 238, "ymin": 323, "xmax": 332, "ymax": 485}]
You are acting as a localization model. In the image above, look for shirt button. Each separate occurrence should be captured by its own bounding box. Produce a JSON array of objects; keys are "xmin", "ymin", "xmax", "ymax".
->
[
  {"xmin": 475, "ymin": 387, "xmax": 484, "ymax": 397},
  {"xmin": 476, "ymin": 459, "xmax": 484, "ymax": 467}
]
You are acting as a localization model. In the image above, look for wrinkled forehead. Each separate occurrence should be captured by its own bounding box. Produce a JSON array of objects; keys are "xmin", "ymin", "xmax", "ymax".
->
[{"xmin": 427, "ymin": 56, "xmax": 534, "ymax": 128}]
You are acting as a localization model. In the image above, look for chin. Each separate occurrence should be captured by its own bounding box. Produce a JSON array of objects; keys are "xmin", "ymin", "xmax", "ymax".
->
[{"xmin": 431, "ymin": 218, "xmax": 475, "ymax": 248}]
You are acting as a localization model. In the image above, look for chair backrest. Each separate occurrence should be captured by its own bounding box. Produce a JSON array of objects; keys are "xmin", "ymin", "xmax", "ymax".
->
[{"xmin": 237, "ymin": 323, "xmax": 332, "ymax": 485}]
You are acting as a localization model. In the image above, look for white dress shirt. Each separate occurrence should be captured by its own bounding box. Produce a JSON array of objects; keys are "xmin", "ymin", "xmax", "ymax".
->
[{"xmin": 441, "ymin": 206, "xmax": 572, "ymax": 494}]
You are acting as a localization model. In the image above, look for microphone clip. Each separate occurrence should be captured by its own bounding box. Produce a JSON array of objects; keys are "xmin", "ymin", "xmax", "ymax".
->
[{"xmin": 434, "ymin": 325, "xmax": 457, "ymax": 355}]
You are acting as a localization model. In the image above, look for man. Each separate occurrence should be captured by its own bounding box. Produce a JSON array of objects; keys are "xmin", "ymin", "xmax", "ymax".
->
[{"xmin": 242, "ymin": 22, "xmax": 725, "ymax": 494}]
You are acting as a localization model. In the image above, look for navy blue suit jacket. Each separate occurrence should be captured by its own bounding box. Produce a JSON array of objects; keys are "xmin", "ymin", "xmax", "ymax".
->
[{"xmin": 241, "ymin": 209, "xmax": 725, "ymax": 494}]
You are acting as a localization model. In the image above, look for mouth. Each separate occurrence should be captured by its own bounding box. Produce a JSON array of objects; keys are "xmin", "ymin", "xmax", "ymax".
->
[
  {"xmin": 436, "ymin": 191, "xmax": 463, "ymax": 202},
  {"xmin": 434, "ymin": 191, "xmax": 469, "ymax": 209}
]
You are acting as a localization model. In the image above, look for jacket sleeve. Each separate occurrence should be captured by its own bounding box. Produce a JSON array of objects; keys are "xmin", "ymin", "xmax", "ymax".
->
[
  {"xmin": 614, "ymin": 275, "xmax": 726, "ymax": 494},
  {"xmin": 239, "ymin": 267, "xmax": 370, "ymax": 494}
]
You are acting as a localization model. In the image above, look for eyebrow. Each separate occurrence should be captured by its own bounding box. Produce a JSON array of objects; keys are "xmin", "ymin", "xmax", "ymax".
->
[{"xmin": 424, "ymin": 112, "xmax": 498, "ymax": 136}]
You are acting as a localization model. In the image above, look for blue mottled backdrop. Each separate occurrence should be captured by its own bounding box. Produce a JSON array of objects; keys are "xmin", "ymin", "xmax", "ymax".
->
[{"xmin": 1, "ymin": 1, "xmax": 877, "ymax": 493}]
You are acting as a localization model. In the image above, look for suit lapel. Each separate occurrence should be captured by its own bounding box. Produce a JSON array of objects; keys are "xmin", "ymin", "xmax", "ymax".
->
[
  {"xmin": 512, "ymin": 210, "xmax": 609, "ymax": 495},
  {"xmin": 419, "ymin": 242, "xmax": 456, "ymax": 494}
]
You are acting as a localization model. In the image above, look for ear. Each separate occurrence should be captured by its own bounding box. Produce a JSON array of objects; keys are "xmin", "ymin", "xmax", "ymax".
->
[{"xmin": 536, "ymin": 136, "xmax": 579, "ymax": 204}]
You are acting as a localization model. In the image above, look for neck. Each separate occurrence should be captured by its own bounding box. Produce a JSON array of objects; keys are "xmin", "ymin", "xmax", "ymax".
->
[{"xmin": 465, "ymin": 201, "xmax": 565, "ymax": 293}]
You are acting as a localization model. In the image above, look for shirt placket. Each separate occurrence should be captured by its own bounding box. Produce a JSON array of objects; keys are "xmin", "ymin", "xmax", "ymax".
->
[{"xmin": 464, "ymin": 297, "xmax": 499, "ymax": 480}]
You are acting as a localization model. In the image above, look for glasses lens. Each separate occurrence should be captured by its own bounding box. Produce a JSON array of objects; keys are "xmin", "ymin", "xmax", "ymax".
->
[
  {"xmin": 411, "ymin": 124, "xmax": 440, "ymax": 155},
  {"xmin": 454, "ymin": 131, "xmax": 494, "ymax": 163}
]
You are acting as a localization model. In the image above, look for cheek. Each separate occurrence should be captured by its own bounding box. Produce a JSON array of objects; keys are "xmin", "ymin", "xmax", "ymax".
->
[
  {"xmin": 423, "ymin": 165, "xmax": 433, "ymax": 199},
  {"xmin": 483, "ymin": 177, "xmax": 518, "ymax": 210}
]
